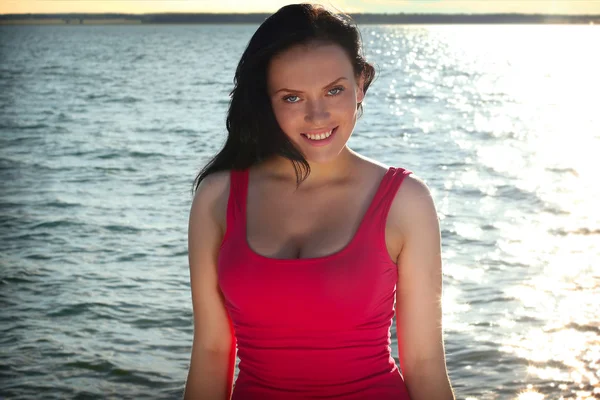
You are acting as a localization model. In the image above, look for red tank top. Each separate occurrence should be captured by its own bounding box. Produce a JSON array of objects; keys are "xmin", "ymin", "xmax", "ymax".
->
[{"xmin": 218, "ymin": 166, "xmax": 413, "ymax": 400}]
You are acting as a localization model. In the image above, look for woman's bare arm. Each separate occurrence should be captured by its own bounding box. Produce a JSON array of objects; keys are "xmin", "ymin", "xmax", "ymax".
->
[
  {"xmin": 393, "ymin": 175, "xmax": 455, "ymax": 400},
  {"xmin": 184, "ymin": 171, "xmax": 236, "ymax": 400}
]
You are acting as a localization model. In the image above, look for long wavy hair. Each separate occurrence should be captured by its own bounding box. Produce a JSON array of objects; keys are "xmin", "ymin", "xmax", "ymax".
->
[{"xmin": 191, "ymin": 3, "xmax": 376, "ymax": 195}]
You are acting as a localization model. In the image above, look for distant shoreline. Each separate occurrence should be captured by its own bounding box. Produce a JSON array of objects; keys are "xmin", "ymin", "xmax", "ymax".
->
[{"xmin": 0, "ymin": 13, "xmax": 599, "ymax": 25}]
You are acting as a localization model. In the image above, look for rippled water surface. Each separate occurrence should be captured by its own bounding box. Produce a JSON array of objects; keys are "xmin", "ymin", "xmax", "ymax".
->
[{"xmin": 1, "ymin": 24, "xmax": 599, "ymax": 399}]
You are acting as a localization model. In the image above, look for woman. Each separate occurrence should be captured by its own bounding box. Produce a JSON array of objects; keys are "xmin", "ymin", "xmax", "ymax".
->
[{"xmin": 184, "ymin": 3, "xmax": 454, "ymax": 400}]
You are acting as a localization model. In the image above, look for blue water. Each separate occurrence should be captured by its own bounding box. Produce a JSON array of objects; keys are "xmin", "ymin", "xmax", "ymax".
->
[{"xmin": 1, "ymin": 24, "xmax": 599, "ymax": 400}]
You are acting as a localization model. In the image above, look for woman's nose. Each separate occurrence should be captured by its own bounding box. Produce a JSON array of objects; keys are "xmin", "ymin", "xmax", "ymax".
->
[{"xmin": 304, "ymin": 99, "xmax": 331, "ymax": 123}]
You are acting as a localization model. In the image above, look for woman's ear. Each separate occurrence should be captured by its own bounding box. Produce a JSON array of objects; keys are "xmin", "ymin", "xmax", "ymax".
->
[{"xmin": 356, "ymin": 74, "xmax": 365, "ymax": 104}]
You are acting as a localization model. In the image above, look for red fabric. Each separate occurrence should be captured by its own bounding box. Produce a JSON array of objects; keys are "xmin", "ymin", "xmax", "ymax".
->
[{"xmin": 218, "ymin": 166, "xmax": 413, "ymax": 400}]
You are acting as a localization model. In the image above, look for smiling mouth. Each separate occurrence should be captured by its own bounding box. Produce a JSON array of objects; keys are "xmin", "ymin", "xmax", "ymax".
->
[{"xmin": 301, "ymin": 126, "xmax": 338, "ymax": 141}]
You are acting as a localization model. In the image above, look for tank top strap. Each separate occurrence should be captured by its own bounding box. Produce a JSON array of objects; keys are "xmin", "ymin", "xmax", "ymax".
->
[
  {"xmin": 224, "ymin": 168, "xmax": 249, "ymax": 239},
  {"xmin": 360, "ymin": 166, "xmax": 413, "ymax": 238}
]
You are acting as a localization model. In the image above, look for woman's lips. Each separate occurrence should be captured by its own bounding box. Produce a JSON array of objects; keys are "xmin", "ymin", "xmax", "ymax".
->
[{"xmin": 301, "ymin": 126, "xmax": 338, "ymax": 147}]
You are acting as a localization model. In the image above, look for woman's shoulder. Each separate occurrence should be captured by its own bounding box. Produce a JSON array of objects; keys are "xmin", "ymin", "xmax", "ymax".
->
[
  {"xmin": 352, "ymin": 152, "xmax": 425, "ymax": 195},
  {"xmin": 353, "ymin": 154, "xmax": 413, "ymax": 183},
  {"xmin": 194, "ymin": 170, "xmax": 231, "ymax": 202},
  {"xmin": 388, "ymin": 170, "xmax": 439, "ymax": 238},
  {"xmin": 356, "ymin": 150, "xmax": 437, "ymax": 234},
  {"xmin": 394, "ymin": 172, "xmax": 432, "ymax": 203},
  {"xmin": 191, "ymin": 170, "xmax": 232, "ymax": 231}
]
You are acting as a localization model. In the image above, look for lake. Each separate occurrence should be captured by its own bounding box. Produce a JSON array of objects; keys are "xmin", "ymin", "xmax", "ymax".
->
[{"xmin": 1, "ymin": 23, "xmax": 599, "ymax": 399}]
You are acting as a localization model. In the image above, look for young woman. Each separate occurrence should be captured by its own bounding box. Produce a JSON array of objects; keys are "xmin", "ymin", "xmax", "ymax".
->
[{"xmin": 184, "ymin": 4, "xmax": 454, "ymax": 400}]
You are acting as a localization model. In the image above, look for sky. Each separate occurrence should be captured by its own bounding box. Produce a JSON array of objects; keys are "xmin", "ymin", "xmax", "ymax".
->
[{"xmin": 2, "ymin": 0, "xmax": 599, "ymax": 15}]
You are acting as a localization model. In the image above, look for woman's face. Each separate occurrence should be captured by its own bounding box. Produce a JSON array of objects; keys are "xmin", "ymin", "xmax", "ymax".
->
[{"xmin": 267, "ymin": 42, "xmax": 364, "ymax": 164}]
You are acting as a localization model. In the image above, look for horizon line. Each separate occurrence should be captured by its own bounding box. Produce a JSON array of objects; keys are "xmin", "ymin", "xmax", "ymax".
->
[{"xmin": 3, "ymin": 11, "xmax": 600, "ymax": 17}]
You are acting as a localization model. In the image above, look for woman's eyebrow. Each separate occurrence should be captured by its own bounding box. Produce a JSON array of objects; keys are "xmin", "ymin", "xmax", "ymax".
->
[{"xmin": 274, "ymin": 77, "xmax": 348, "ymax": 94}]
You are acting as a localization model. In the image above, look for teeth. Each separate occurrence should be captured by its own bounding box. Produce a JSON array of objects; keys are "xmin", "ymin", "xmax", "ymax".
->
[{"xmin": 305, "ymin": 129, "xmax": 333, "ymax": 141}]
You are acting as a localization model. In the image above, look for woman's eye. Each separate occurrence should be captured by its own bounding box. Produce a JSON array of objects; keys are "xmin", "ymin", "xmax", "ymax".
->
[
  {"xmin": 283, "ymin": 95, "xmax": 300, "ymax": 103},
  {"xmin": 329, "ymin": 86, "xmax": 345, "ymax": 96},
  {"xmin": 283, "ymin": 87, "xmax": 344, "ymax": 103}
]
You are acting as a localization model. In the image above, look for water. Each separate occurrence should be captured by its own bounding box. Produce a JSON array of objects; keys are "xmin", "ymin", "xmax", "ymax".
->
[{"xmin": 1, "ymin": 23, "xmax": 599, "ymax": 400}]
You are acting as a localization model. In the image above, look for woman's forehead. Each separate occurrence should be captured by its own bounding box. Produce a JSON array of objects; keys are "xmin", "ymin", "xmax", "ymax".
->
[
  {"xmin": 267, "ymin": 44, "xmax": 354, "ymax": 88},
  {"xmin": 271, "ymin": 42, "xmax": 349, "ymax": 66}
]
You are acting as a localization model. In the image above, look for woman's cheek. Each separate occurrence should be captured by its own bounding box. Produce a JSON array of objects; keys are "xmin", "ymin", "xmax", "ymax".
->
[
  {"xmin": 272, "ymin": 104, "xmax": 295, "ymax": 132},
  {"xmin": 276, "ymin": 105, "xmax": 300, "ymax": 125},
  {"xmin": 341, "ymin": 95, "xmax": 359, "ymax": 119},
  {"xmin": 341, "ymin": 91, "xmax": 357, "ymax": 109}
]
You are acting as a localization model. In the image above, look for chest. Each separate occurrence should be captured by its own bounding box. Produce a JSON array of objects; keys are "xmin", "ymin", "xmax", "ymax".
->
[{"xmin": 244, "ymin": 178, "xmax": 399, "ymax": 261}]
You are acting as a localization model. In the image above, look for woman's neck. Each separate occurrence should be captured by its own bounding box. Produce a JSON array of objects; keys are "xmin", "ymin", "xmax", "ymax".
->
[{"xmin": 256, "ymin": 146, "xmax": 360, "ymax": 188}]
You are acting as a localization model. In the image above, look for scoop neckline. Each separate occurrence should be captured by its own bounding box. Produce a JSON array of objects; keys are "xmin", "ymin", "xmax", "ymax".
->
[{"xmin": 241, "ymin": 166, "xmax": 395, "ymax": 264}]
